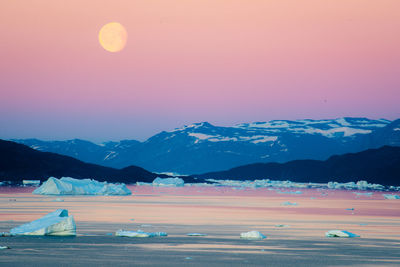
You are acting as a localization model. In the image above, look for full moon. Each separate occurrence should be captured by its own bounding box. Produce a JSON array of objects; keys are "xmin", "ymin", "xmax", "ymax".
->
[{"xmin": 98, "ymin": 22, "xmax": 127, "ymax": 53}]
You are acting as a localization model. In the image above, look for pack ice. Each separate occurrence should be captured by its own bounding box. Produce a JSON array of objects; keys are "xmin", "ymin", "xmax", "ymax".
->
[
  {"xmin": 240, "ymin": 231, "xmax": 266, "ymax": 240},
  {"xmin": 33, "ymin": 177, "xmax": 131, "ymax": 195},
  {"xmin": 152, "ymin": 177, "xmax": 184, "ymax": 187},
  {"xmin": 10, "ymin": 209, "xmax": 76, "ymax": 236},
  {"xmin": 325, "ymin": 230, "xmax": 359, "ymax": 238}
]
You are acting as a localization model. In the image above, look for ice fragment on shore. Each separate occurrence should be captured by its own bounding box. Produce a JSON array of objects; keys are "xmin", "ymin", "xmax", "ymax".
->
[
  {"xmin": 383, "ymin": 194, "xmax": 400, "ymax": 199},
  {"xmin": 187, "ymin": 233, "xmax": 207, "ymax": 236},
  {"xmin": 240, "ymin": 231, "xmax": 266, "ymax": 240},
  {"xmin": 115, "ymin": 230, "xmax": 167, "ymax": 237},
  {"xmin": 325, "ymin": 230, "xmax": 359, "ymax": 238},
  {"xmin": 33, "ymin": 177, "xmax": 131, "ymax": 196},
  {"xmin": 152, "ymin": 177, "xmax": 184, "ymax": 187},
  {"xmin": 10, "ymin": 209, "xmax": 76, "ymax": 236}
]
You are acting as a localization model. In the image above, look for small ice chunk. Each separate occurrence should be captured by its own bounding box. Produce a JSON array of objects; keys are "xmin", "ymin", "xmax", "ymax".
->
[
  {"xmin": 187, "ymin": 233, "xmax": 207, "ymax": 236},
  {"xmin": 383, "ymin": 194, "xmax": 400, "ymax": 199},
  {"xmin": 10, "ymin": 209, "xmax": 76, "ymax": 236},
  {"xmin": 325, "ymin": 230, "xmax": 359, "ymax": 238},
  {"xmin": 281, "ymin": 201, "xmax": 298, "ymax": 206},
  {"xmin": 354, "ymin": 192, "xmax": 373, "ymax": 197},
  {"xmin": 152, "ymin": 177, "xmax": 184, "ymax": 187},
  {"xmin": 240, "ymin": 231, "xmax": 266, "ymax": 240},
  {"xmin": 345, "ymin": 208, "xmax": 355, "ymax": 211},
  {"xmin": 115, "ymin": 230, "xmax": 167, "ymax": 237},
  {"xmin": 33, "ymin": 177, "xmax": 131, "ymax": 196},
  {"xmin": 23, "ymin": 180, "xmax": 40, "ymax": 186},
  {"xmin": 0, "ymin": 246, "xmax": 10, "ymax": 249},
  {"xmin": 275, "ymin": 224, "xmax": 290, "ymax": 228}
]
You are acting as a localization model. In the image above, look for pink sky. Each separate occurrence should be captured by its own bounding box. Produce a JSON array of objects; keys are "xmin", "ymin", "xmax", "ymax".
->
[{"xmin": 0, "ymin": 0, "xmax": 399, "ymax": 141}]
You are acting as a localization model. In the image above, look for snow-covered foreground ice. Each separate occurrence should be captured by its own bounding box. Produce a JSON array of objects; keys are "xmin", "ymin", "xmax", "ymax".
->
[
  {"xmin": 10, "ymin": 209, "xmax": 76, "ymax": 236},
  {"xmin": 33, "ymin": 177, "xmax": 131, "ymax": 195}
]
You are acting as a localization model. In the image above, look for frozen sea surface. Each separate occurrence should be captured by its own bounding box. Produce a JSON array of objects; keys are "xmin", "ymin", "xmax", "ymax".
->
[{"xmin": 0, "ymin": 185, "xmax": 400, "ymax": 266}]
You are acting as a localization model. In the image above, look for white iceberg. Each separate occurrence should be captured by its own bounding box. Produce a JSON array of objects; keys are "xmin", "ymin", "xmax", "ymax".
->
[
  {"xmin": 240, "ymin": 231, "xmax": 266, "ymax": 240},
  {"xmin": 115, "ymin": 229, "xmax": 167, "ymax": 237},
  {"xmin": 383, "ymin": 194, "xmax": 400, "ymax": 199},
  {"xmin": 325, "ymin": 230, "xmax": 359, "ymax": 238},
  {"xmin": 10, "ymin": 209, "xmax": 76, "ymax": 236},
  {"xmin": 33, "ymin": 177, "xmax": 131, "ymax": 195},
  {"xmin": 152, "ymin": 177, "xmax": 184, "ymax": 187}
]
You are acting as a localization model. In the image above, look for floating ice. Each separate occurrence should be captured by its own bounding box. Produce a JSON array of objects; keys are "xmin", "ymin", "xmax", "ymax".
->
[
  {"xmin": 115, "ymin": 229, "xmax": 168, "ymax": 237},
  {"xmin": 10, "ymin": 209, "xmax": 76, "ymax": 236},
  {"xmin": 152, "ymin": 177, "xmax": 184, "ymax": 187},
  {"xmin": 354, "ymin": 192, "xmax": 373, "ymax": 197},
  {"xmin": 281, "ymin": 201, "xmax": 298, "ymax": 206},
  {"xmin": 22, "ymin": 180, "xmax": 40, "ymax": 186},
  {"xmin": 327, "ymin": 181, "xmax": 384, "ymax": 191},
  {"xmin": 33, "ymin": 177, "xmax": 131, "ymax": 195},
  {"xmin": 240, "ymin": 231, "xmax": 266, "ymax": 240},
  {"xmin": 325, "ymin": 230, "xmax": 359, "ymax": 238},
  {"xmin": 275, "ymin": 224, "xmax": 290, "ymax": 228},
  {"xmin": 205, "ymin": 179, "xmax": 388, "ymax": 191},
  {"xmin": 383, "ymin": 194, "xmax": 400, "ymax": 199},
  {"xmin": 0, "ymin": 246, "xmax": 10, "ymax": 250},
  {"xmin": 187, "ymin": 233, "xmax": 207, "ymax": 236}
]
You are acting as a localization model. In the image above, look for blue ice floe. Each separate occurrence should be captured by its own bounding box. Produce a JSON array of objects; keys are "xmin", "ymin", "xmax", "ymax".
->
[
  {"xmin": 325, "ymin": 230, "xmax": 359, "ymax": 238},
  {"xmin": 10, "ymin": 209, "xmax": 76, "ymax": 236},
  {"xmin": 240, "ymin": 231, "xmax": 266, "ymax": 240},
  {"xmin": 382, "ymin": 194, "xmax": 400, "ymax": 199}
]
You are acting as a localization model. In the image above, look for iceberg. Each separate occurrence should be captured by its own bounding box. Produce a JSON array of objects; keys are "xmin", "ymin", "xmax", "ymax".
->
[
  {"xmin": 10, "ymin": 209, "xmax": 76, "ymax": 236},
  {"xmin": 152, "ymin": 177, "xmax": 184, "ymax": 187},
  {"xmin": 240, "ymin": 231, "xmax": 266, "ymax": 240},
  {"xmin": 115, "ymin": 229, "xmax": 167, "ymax": 237},
  {"xmin": 325, "ymin": 230, "xmax": 359, "ymax": 238},
  {"xmin": 33, "ymin": 177, "xmax": 131, "ymax": 195},
  {"xmin": 383, "ymin": 194, "xmax": 400, "ymax": 199}
]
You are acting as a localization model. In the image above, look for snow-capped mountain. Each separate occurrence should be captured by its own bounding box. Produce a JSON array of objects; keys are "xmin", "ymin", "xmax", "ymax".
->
[{"xmin": 13, "ymin": 117, "xmax": 400, "ymax": 174}]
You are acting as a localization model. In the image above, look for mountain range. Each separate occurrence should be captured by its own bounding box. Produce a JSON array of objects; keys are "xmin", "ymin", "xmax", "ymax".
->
[
  {"xmin": 0, "ymin": 139, "xmax": 172, "ymax": 184},
  {"xmin": 195, "ymin": 146, "xmax": 400, "ymax": 186},
  {"xmin": 13, "ymin": 117, "xmax": 400, "ymax": 174}
]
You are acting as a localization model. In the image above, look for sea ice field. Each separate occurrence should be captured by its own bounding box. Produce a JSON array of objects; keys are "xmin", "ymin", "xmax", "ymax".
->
[{"xmin": 1, "ymin": 184, "xmax": 400, "ymax": 266}]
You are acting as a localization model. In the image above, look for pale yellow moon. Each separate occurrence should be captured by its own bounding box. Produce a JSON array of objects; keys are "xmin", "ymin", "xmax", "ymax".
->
[{"xmin": 98, "ymin": 22, "xmax": 127, "ymax": 52}]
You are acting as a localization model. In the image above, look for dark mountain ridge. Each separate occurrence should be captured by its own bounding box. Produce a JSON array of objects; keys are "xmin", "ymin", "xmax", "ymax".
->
[
  {"xmin": 194, "ymin": 146, "xmax": 400, "ymax": 186},
  {"xmin": 12, "ymin": 117, "xmax": 400, "ymax": 174},
  {"xmin": 0, "ymin": 139, "xmax": 172, "ymax": 184}
]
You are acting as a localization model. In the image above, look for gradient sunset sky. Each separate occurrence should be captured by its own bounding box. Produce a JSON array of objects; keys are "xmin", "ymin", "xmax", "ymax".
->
[{"xmin": 1, "ymin": 0, "xmax": 399, "ymax": 142}]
